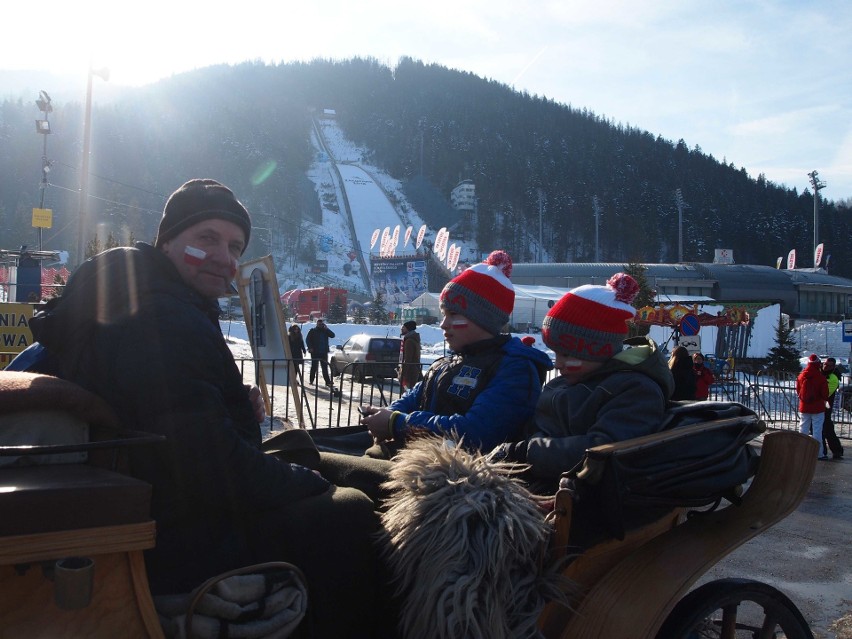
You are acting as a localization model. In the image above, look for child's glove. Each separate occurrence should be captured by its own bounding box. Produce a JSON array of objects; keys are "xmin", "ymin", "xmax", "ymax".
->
[{"xmin": 486, "ymin": 440, "xmax": 528, "ymax": 464}]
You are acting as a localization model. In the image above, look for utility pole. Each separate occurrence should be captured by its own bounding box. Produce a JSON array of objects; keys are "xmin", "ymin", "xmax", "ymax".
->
[
  {"xmin": 76, "ymin": 66, "xmax": 109, "ymax": 266},
  {"xmin": 807, "ymin": 170, "xmax": 826, "ymax": 266},
  {"xmin": 537, "ymin": 188, "xmax": 544, "ymax": 262},
  {"xmin": 593, "ymin": 196, "xmax": 601, "ymax": 262},
  {"xmin": 675, "ymin": 188, "xmax": 686, "ymax": 263}
]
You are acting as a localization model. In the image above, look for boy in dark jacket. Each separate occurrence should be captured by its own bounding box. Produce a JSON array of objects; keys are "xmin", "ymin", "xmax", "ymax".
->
[
  {"xmin": 488, "ymin": 273, "xmax": 674, "ymax": 485},
  {"xmin": 14, "ymin": 179, "xmax": 384, "ymax": 638}
]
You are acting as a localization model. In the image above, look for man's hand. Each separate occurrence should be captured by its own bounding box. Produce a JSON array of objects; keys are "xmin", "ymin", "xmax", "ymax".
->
[
  {"xmin": 247, "ymin": 385, "xmax": 267, "ymax": 423},
  {"xmin": 360, "ymin": 406, "xmax": 394, "ymax": 441}
]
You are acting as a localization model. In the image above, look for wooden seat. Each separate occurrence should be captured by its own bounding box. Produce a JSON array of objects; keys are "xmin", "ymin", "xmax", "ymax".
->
[
  {"xmin": 0, "ymin": 372, "xmax": 165, "ymax": 638},
  {"xmin": 538, "ymin": 430, "xmax": 818, "ymax": 638}
]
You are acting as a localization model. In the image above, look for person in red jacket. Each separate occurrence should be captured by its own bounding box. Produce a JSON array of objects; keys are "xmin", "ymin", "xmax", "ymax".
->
[
  {"xmin": 692, "ymin": 353, "xmax": 715, "ymax": 400},
  {"xmin": 796, "ymin": 354, "xmax": 830, "ymax": 459}
]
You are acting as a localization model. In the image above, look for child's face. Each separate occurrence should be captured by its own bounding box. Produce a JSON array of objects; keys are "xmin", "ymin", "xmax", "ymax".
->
[{"xmin": 554, "ymin": 352, "xmax": 603, "ymax": 384}]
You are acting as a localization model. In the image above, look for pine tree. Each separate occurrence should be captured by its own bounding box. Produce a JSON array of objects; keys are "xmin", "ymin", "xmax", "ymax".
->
[
  {"xmin": 764, "ymin": 318, "xmax": 801, "ymax": 373},
  {"xmin": 352, "ymin": 305, "xmax": 368, "ymax": 325},
  {"xmin": 368, "ymin": 291, "xmax": 389, "ymax": 324},
  {"xmin": 624, "ymin": 262, "xmax": 655, "ymax": 337},
  {"xmin": 327, "ymin": 295, "xmax": 346, "ymax": 323},
  {"xmin": 85, "ymin": 235, "xmax": 102, "ymax": 260}
]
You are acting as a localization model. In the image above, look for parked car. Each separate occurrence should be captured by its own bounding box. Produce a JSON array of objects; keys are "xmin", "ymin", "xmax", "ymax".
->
[{"xmin": 330, "ymin": 333, "xmax": 402, "ymax": 381}]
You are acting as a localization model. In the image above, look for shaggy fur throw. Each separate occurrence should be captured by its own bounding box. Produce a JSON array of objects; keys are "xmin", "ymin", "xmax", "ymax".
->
[{"xmin": 380, "ymin": 435, "xmax": 575, "ymax": 639}]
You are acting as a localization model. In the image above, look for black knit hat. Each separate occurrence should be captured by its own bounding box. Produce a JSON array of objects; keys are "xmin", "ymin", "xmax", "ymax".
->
[
  {"xmin": 155, "ymin": 179, "xmax": 251, "ymax": 254},
  {"xmin": 403, "ymin": 320, "xmax": 417, "ymax": 331}
]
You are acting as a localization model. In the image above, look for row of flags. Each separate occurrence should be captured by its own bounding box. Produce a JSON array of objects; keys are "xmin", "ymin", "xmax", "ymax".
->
[
  {"xmin": 370, "ymin": 224, "xmax": 461, "ymax": 271},
  {"xmin": 778, "ymin": 243, "xmax": 829, "ymax": 270}
]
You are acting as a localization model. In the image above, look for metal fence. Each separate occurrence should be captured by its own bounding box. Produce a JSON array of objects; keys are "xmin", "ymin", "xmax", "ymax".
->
[{"xmin": 236, "ymin": 357, "xmax": 851, "ymax": 440}]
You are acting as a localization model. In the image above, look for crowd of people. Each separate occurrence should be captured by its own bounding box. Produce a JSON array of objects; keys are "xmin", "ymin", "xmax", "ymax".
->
[{"xmin": 7, "ymin": 178, "xmax": 840, "ymax": 637}]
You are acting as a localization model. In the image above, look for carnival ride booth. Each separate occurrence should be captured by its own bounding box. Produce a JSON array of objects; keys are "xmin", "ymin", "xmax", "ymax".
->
[{"xmin": 634, "ymin": 303, "xmax": 752, "ymax": 378}]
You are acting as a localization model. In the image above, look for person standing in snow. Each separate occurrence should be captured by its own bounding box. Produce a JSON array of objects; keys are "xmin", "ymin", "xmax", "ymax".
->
[
  {"xmin": 305, "ymin": 318, "xmax": 335, "ymax": 387},
  {"xmin": 288, "ymin": 323, "xmax": 307, "ymax": 380},
  {"xmin": 397, "ymin": 319, "xmax": 422, "ymax": 391},
  {"xmin": 797, "ymin": 354, "xmax": 830, "ymax": 459},
  {"xmin": 822, "ymin": 357, "xmax": 844, "ymax": 459},
  {"xmin": 668, "ymin": 345, "xmax": 697, "ymax": 401},
  {"xmin": 692, "ymin": 352, "xmax": 715, "ymax": 400},
  {"xmin": 12, "ymin": 179, "xmax": 386, "ymax": 638},
  {"xmin": 359, "ymin": 250, "xmax": 553, "ymax": 454}
]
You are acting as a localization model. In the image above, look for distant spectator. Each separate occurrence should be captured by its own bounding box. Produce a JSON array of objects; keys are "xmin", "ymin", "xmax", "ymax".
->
[
  {"xmin": 692, "ymin": 352, "xmax": 715, "ymax": 400},
  {"xmin": 669, "ymin": 346, "xmax": 697, "ymax": 400},
  {"xmin": 306, "ymin": 318, "xmax": 335, "ymax": 387},
  {"xmin": 797, "ymin": 354, "xmax": 830, "ymax": 459},
  {"xmin": 287, "ymin": 324, "xmax": 306, "ymax": 379},
  {"xmin": 822, "ymin": 357, "xmax": 844, "ymax": 459},
  {"xmin": 397, "ymin": 320, "xmax": 422, "ymax": 391}
]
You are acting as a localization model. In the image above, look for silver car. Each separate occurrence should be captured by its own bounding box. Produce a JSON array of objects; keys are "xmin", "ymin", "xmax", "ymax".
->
[{"xmin": 330, "ymin": 333, "xmax": 402, "ymax": 381}]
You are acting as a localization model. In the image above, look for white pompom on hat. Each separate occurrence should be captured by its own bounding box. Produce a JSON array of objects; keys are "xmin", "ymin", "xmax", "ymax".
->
[
  {"xmin": 439, "ymin": 250, "xmax": 515, "ymax": 335},
  {"xmin": 542, "ymin": 273, "xmax": 640, "ymax": 361}
]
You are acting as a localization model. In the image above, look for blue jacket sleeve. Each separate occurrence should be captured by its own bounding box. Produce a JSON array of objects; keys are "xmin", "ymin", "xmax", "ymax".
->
[{"xmin": 391, "ymin": 356, "xmax": 541, "ymax": 451}]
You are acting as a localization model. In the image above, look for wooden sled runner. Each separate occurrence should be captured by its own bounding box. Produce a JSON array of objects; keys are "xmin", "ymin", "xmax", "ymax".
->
[{"xmin": 0, "ymin": 372, "xmax": 818, "ymax": 638}]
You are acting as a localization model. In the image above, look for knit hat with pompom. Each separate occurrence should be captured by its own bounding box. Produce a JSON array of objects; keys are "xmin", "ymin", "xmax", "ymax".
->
[
  {"xmin": 542, "ymin": 273, "xmax": 640, "ymax": 361},
  {"xmin": 439, "ymin": 250, "xmax": 515, "ymax": 335}
]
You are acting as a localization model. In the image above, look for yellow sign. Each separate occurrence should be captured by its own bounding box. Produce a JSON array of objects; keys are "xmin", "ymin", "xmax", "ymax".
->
[
  {"xmin": 32, "ymin": 208, "xmax": 53, "ymax": 228},
  {"xmin": 0, "ymin": 303, "xmax": 35, "ymax": 366}
]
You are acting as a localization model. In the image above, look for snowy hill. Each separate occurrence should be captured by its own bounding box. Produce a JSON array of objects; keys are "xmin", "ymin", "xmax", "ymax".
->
[{"xmin": 272, "ymin": 117, "xmax": 481, "ymax": 303}]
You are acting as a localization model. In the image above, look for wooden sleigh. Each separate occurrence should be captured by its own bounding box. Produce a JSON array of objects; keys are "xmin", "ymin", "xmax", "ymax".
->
[{"xmin": 0, "ymin": 371, "xmax": 818, "ymax": 638}]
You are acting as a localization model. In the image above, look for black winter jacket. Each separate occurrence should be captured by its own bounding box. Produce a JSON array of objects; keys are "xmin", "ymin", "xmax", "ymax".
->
[{"xmin": 28, "ymin": 243, "xmax": 329, "ymax": 593}]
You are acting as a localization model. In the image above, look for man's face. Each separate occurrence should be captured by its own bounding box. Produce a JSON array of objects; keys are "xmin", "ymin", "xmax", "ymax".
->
[
  {"xmin": 439, "ymin": 311, "xmax": 492, "ymax": 351},
  {"xmin": 553, "ymin": 351, "xmax": 603, "ymax": 384},
  {"xmin": 824, "ymin": 359, "xmax": 836, "ymax": 373},
  {"xmin": 160, "ymin": 218, "xmax": 245, "ymax": 299}
]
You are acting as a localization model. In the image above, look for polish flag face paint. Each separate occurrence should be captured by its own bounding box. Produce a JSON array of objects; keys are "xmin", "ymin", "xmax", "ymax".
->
[
  {"xmin": 450, "ymin": 318, "xmax": 469, "ymax": 328},
  {"xmin": 184, "ymin": 246, "xmax": 207, "ymax": 266}
]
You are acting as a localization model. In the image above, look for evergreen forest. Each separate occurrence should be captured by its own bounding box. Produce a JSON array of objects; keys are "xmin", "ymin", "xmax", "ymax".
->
[{"xmin": 1, "ymin": 57, "xmax": 849, "ymax": 277}]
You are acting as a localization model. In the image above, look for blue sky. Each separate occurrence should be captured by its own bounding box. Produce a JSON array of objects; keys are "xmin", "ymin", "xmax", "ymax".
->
[{"xmin": 3, "ymin": 0, "xmax": 850, "ymax": 200}]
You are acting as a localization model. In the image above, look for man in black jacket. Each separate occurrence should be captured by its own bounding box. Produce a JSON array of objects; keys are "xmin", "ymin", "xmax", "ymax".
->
[
  {"xmin": 306, "ymin": 318, "xmax": 335, "ymax": 387},
  {"xmin": 14, "ymin": 179, "xmax": 385, "ymax": 638}
]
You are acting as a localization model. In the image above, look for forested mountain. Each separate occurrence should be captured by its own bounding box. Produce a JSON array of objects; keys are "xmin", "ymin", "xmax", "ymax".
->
[{"xmin": 2, "ymin": 57, "xmax": 848, "ymax": 276}]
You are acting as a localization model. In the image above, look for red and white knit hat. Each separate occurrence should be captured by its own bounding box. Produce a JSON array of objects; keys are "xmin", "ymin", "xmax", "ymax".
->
[
  {"xmin": 440, "ymin": 250, "xmax": 514, "ymax": 335},
  {"xmin": 542, "ymin": 273, "xmax": 639, "ymax": 361}
]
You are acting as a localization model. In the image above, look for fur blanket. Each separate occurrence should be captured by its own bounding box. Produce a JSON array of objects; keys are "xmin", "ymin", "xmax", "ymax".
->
[{"xmin": 380, "ymin": 436, "xmax": 575, "ymax": 639}]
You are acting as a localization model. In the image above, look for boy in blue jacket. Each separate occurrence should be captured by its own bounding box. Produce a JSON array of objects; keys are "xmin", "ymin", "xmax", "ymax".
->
[{"xmin": 360, "ymin": 250, "xmax": 552, "ymax": 452}]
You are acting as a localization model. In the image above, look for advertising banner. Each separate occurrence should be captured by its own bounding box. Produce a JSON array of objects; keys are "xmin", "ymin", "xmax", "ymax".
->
[{"xmin": 371, "ymin": 256, "xmax": 428, "ymax": 305}]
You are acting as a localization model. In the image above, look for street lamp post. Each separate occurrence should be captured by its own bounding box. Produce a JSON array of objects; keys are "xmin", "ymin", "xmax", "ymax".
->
[
  {"xmin": 76, "ymin": 66, "xmax": 109, "ymax": 266},
  {"xmin": 35, "ymin": 91, "xmax": 53, "ymax": 252},
  {"xmin": 807, "ymin": 170, "xmax": 826, "ymax": 266}
]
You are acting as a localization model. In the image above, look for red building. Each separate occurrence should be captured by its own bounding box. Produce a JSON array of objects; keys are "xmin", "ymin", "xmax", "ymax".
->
[{"xmin": 280, "ymin": 287, "xmax": 347, "ymax": 323}]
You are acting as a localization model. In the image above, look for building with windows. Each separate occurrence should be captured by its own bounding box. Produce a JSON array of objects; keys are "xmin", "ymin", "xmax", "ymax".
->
[
  {"xmin": 510, "ymin": 262, "xmax": 852, "ymax": 324},
  {"xmin": 450, "ymin": 180, "xmax": 476, "ymax": 238}
]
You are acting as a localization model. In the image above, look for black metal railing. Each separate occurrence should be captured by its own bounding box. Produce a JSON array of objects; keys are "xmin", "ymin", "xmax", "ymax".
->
[{"xmin": 235, "ymin": 356, "xmax": 851, "ymax": 439}]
